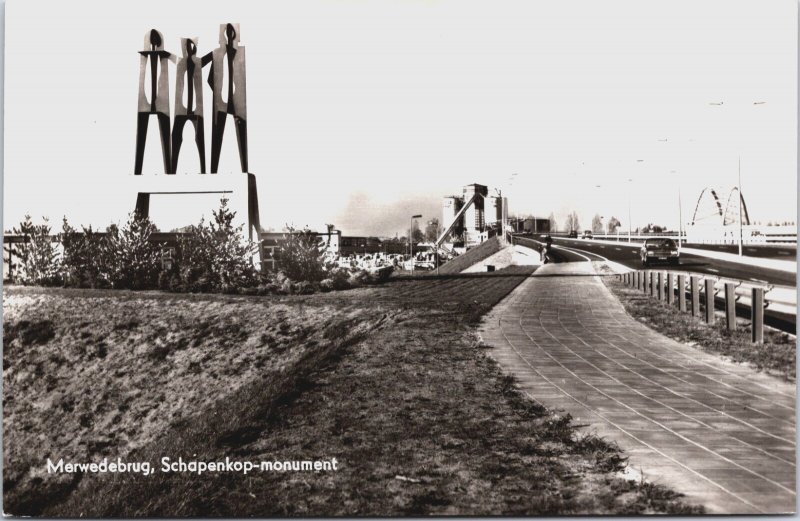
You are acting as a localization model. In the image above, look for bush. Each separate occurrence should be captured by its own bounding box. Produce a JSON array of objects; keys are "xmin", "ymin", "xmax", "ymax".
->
[
  {"xmin": 61, "ymin": 219, "xmax": 108, "ymax": 288},
  {"xmin": 104, "ymin": 213, "xmax": 161, "ymax": 290},
  {"xmin": 173, "ymin": 199, "xmax": 258, "ymax": 293},
  {"xmin": 272, "ymin": 226, "xmax": 328, "ymax": 283},
  {"xmin": 11, "ymin": 215, "xmax": 62, "ymax": 286}
]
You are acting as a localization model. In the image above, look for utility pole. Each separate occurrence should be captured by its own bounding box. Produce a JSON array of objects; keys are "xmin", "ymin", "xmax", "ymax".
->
[
  {"xmin": 410, "ymin": 214, "xmax": 422, "ymax": 273},
  {"xmin": 738, "ymin": 157, "xmax": 743, "ymax": 256},
  {"xmin": 678, "ymin": 186, "xmax": 683, "ymax": 248}
]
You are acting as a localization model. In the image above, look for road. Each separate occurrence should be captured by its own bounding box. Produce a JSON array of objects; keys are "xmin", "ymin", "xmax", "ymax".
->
[
  {"xmin": 517, "ymin": 236, "xmax": 795, "ymax": 287},
  {"xmin": 514, "ymin": 235, "xmax": 796, "ymax": 333},
  {"xmin": 588, "ymin": 239, "xmax": 796, "ymax": 260}
]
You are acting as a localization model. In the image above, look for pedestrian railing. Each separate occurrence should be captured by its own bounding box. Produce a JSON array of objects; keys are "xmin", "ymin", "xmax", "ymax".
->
[{"xmin": 617, "ymin": 269, "xmax": 795, "ymax": 344}]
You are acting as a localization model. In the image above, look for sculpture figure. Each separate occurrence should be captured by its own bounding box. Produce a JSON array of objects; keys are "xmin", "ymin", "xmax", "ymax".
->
[
  {"xmin": 135, "ymin": 29, "xmax": 174, "ymax": 175},
  {"xmin": 172, "ymin": 38, "xmax": 206, "ymax": 173},
  {"xmin": 203, "ymin": 23, "xmax": 248, "ymax": 173}
]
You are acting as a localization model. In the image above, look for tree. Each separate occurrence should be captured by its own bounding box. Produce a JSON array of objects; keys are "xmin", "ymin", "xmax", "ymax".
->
[
  {"xmin": 174, "ymin": 198, "xmax": 258, "ymax": 292},
  {"xmin": 104, "ymin": 211, "xmax": 162, "ymax": 290},
  {"xmin": 548, "ymin": 212, "xmax": 558, "ymax": 233},
  {"xmin": 424, "ymin": 218, "xmax": 440, "ymax": 242},
  {"xmin": 11, "ymin": 215, "xmax": 61, "ymax": 286},
  {"xmin": 61, "ymin": 218, "xmax": 108, "ymax": 288},
  {"xmin": 410, "ymin": 220, "xmax": 424, "ymax": 244},
  {"xmin": 591, "ymin": 214, "xmax": 604, "ymax": 234},
  {"xmin": 274, "ymin": 226, "xmax": 328, "ymax": 283},
  {"xmin": 606, "ymin": 216, "xmax": 621, "ymax": 234},
  {"xmin": 564, "ymin": 211, "xmax": 580, "ymax": 232}
]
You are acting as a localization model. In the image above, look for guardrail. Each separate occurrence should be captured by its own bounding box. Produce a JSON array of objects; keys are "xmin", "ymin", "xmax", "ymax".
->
[{"xmin": 618, "ymin": 269, "xmax": 795, "ymax": 343}]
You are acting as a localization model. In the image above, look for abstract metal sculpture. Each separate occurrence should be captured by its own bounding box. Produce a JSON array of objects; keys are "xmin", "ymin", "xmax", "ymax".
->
[
  {"xmin": 204, "ymin": 23, "xmax": 249, "ymax": 173},
  {"xmin": 131, "ymin": 24, "xmax": 262, "ymax": 245},
  {"xmin": 135, "ymin": 29, "xmax": 174, "ymax": 175},
  {"xmin": 172, "ymin": 38, "xmax": 206, "ymax": 173}
]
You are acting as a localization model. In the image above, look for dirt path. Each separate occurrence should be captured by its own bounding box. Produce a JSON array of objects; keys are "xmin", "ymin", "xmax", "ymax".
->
[{"xmin": 479, "ymin": 261, "xmax": 796, "ymax": 514}]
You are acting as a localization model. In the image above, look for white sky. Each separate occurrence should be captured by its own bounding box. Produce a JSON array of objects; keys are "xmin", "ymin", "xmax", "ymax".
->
[{"xmin": 4, "ymin": 0, "xmax": 797, "ymax": 236}]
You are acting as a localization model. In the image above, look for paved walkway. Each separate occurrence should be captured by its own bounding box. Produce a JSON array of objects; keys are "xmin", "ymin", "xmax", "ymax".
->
[{"xmin": 479, "ymin": 261, "xmax": 796, "ymax": 514}]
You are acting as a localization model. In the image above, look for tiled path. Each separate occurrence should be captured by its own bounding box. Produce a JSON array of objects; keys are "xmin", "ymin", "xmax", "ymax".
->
[{"xmin": 479, "ymin": 261, "xmax": 796, "ymax": 514}]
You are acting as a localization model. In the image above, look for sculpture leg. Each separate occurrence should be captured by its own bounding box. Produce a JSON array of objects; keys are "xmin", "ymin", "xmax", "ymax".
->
[
  {"xmin": 210, "ymin": 111, "xmax": 227, "ymax": 174},
  {"xmin": 171, "ymin": 116, "xmax": 187, "ymax": 174},
  {"xmin": 135, "ymin": 193, "xmax": 151, "ymax": 219},
  {"xmin": 194, "ymin": 117, "xmax": 206, "ymax": 174},
  {"xmin": 157, "ymin": 113, "xmax": 172, "ymax": 174},
  {"xmin": 134, "ymin": 112, "xmax": 150, "ymax": 176},
  {"xmin": 234, "ymin": 116, "xmax": 248, "ymax": 173}
]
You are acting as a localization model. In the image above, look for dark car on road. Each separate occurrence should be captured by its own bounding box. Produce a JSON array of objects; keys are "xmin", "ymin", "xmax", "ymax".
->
[
  {"xmin": 567, "ymin": 230, "xmax": 578, "ymax": 238},
  {"xmin": 640, "ymin": 238, "xmax": 680, "ymax": 266}
]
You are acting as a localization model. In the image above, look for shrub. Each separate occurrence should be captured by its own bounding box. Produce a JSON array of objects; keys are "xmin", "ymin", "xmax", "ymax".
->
[
  {"xmin": 11, "ymin": 215, "xmax": 62, "ymax": 286},
  {"xmin": 174, "ymin": 199, "xmax": 258, "ymax": 293},
  {"xmin": 60, "ymin": 219, "xmax": 108, "ymax": 288},
  {"xmin": 104, "ymin": 212, "xmax": 161, "ymax": 290},
  {"xmin": 273, "ymin": 226, "xmax": 328, "ymax": 283}
]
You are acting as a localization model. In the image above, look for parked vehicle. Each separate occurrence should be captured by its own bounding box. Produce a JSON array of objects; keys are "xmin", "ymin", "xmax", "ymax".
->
[{"xmin": 639, "ymin": 238, "xmax": 680, "ymax": 266}]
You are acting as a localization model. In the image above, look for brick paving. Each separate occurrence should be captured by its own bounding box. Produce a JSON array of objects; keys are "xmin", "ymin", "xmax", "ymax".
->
[{"xmin": 479, "ymin": 261, "xmax": 796, "ymax": 514}]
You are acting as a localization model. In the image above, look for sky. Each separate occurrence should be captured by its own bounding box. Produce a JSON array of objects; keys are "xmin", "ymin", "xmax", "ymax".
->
[{"xmin": 3, "ymin": 0, "xmax": 797, "ymax": 236}]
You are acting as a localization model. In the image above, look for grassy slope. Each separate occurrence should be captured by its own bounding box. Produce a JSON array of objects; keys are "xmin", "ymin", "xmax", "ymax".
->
[
  {"xmin": 6, "ymin": 271, "xmax": 700, "ymax": 516},
  {"xmin": 2, "ymin": 287, "xmax": 386, "ymax": 515},
  {"xmin": 438, "ymin": 237, "xmax": 503, "ymax": 274},
  {"xmin": 602, "ymin": 275, "xmax": 796, "ymax": 381}
]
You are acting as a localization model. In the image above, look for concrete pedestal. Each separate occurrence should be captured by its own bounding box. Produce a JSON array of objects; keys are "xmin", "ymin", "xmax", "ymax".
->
[{"xmin": 128, "ymin": 171, "xmax": 261, "ymax": 241}]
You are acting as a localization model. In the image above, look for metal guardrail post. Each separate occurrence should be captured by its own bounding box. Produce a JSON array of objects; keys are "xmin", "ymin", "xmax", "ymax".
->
[
  {"xmin": 643, "ymin": 271, "xmax": 649, "ymax": 294},
  {"xmin": 704, "ymin": 278, "xmax": 715, "ymax": 324},
  {"xmin": 751, "ymin": 288, "xmax": 764, "ymax": 344},
  {"xmin": 637, "ymin": 271, "xmax": 642, "ymax": 290},
  {"xmin": 724, "ymin": 283, "xmax": 737, "ymax": 331},
  {"xmin": 657, "ymin": 271, "xmax": 664, "ymax": 301},
  {"xmin": 649, "ymin": 271, "xmax": 656, "ymax": 297},
  {"xmin": 666, "ymin": 273, "xmax": 674, "ymax": 305},
  {"xmin": 677, "ymin": 274, "xmax": 686, "ymax": 312},
  {"xmin": 690, "ymin": 276, "xmax": 700, "ymax": 317}
]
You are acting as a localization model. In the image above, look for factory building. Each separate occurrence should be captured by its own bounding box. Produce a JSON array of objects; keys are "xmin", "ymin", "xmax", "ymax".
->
[{"xmin": 441, "ymin": 183, "xmax": 504, "ymax": 246}]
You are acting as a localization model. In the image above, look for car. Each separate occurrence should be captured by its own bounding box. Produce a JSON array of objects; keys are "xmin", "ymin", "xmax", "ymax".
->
[
  {"xmin": 581, "ymin": 230, "xmax": 593, "ymax": 239},
  {"xmin": 567, "ymin": 230, "xmax": 578, "ymax": 238},
  {"xmin": 640, "ymin": 238, "xmax": 680, "ymax": 266}
]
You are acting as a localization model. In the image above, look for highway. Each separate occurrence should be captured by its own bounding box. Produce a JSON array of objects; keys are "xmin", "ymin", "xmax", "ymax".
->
[
  {"xmin": 515, "ymin": 235, "xmax": 796, "ymax": 333},
  {"xmin": 517, "ymin": 236, "xmax": 795, "ymax": 287}
]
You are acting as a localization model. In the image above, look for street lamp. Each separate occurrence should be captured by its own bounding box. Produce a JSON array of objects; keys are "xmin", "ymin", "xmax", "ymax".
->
[
  {"xmin": 627, "ymin": 178, "xmax": 633, "ymax": 243},
  {"xmin": 410, "ymin": 214, "xmax": 422, "ymax": 273},
  {"xmin": 708, "ymin": 100, "xmax": 766, "ymax": 255}
]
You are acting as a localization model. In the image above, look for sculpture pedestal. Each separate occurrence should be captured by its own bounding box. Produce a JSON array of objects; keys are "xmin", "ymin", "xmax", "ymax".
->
[{"xmin": 129, "ymin": 172, "xmax": 261, "ymax": 242}]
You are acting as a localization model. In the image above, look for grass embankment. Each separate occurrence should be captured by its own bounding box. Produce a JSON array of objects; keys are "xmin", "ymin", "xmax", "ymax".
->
[
  {"xmin": 437, "ymin": 236, "xmax": 503, "ymax": 275},
  {"xmin": 602, "ymin": 275, "xmax": 796, "ymax": 382},
  {"xmin": 6, "ymin": 270, "xmax": 699, "ymax": 516}
]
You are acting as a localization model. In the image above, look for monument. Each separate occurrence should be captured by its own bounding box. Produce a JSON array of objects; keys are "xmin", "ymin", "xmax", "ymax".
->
[
  {"xmin": 131, "ymin": 25, "xmax": 261, "ymax": 243},
  {"xmin": 205, "ymin": 23, "xmax": 248, "ymax": 174},
  {"xmin": 172, "ymin": 37, "xmax": 206, "ymax": 174},
  {"xmin": 135, "ymin": 29, "xmax": 173, "ymax": 176}
]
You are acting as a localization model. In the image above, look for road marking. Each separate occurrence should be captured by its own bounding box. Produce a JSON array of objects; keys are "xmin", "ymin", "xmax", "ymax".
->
[
  {"xmin": 708, "ymin": 268, "xmax": 719, "ymax": 273},
  {"xmin": 750, "ymin": 278, "xmax": 769, "ymax": 284},
  {"xmin": 615, "ymin": 247, "xmax": 622, "ymax": 251},
  {"xmin": 553, "ymin": 245, "xmax": 593, "ymax": 262}
]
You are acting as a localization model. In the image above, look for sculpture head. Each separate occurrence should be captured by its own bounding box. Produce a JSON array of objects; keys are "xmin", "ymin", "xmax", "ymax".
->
[
  {"xmin": 181, "ymin": 38, "xmax": 197, "ymax": 58},
  {"xmin": 144, "ymin": 29, "xmax": 164, "ymax": 51},
  {"xmin": 219, "ymin": 23, "xmax": 240, "ymax": 47}
]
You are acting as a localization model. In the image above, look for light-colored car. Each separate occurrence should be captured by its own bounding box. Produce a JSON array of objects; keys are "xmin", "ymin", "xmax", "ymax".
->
[{"xmin": 639, "ymin": 238, "xmax": 680, "ymax": 266}]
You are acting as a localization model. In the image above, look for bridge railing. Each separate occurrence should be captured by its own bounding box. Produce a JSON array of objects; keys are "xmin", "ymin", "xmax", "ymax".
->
[{"xmin": 618, "ymin": 269, "xmax": 794, "ymax": 343}]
